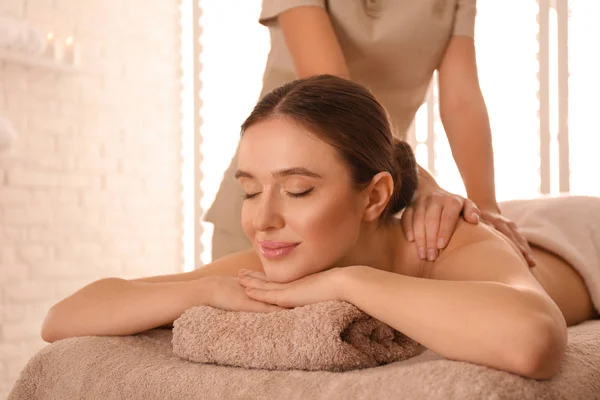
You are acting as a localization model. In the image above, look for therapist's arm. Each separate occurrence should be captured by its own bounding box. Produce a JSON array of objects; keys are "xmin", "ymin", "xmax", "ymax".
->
[
  {"xmin": 277, "ymin": 6, "xmax": 349, "ymax": 79},
  {"xmin": 437, "ymin": 36, "xmax": 535, "ymax": 265},
  {"xmin": 438, "ymin": 36, "xmax": 496, "ymax": 210}
]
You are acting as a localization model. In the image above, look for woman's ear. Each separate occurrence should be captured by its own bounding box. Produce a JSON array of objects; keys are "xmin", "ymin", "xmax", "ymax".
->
[{"xmin": 362, "ymin": 172, "xmax": 394, "ymax": 221}]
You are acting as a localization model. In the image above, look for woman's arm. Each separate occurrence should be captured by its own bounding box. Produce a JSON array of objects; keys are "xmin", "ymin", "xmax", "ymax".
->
[
  {"xmin": 41, "ymin": 250, "xmax": 266, "ymax": 342},
  {"xmin": 41, "ymin": 278, "xmax": 207, "ymax": 343},
  {"xmin": 340, "ymin": 232, "xmax": 567, "ymax": 379}
]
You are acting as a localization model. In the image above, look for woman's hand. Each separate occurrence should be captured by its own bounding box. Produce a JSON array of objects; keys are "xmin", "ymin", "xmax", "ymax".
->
[
  {"xmin": 237, "ymin": 269, "xmax": 343, "ymax": 309},
  {"xmin": 479, "ymin": 207, "xmax": 536, "ymax": 266},
  {"xmin": 401, "ymin": 187, "xmax": 480, "ymax": 261},
  {"xmin": 205, "ymin": 276, "xmax": 285, "ymax": 313}
]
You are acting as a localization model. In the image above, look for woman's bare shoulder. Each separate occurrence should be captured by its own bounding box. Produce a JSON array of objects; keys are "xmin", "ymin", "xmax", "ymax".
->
[
  {"xmin": 129, "ymin": 249, "xmax": 264, "ymax": 283},
  {"xmin": 430, "ymin": 220, "xmax": 537, "ymax": 288},
  {"xmin": 441, "ymin": 219, "xmax": 525, "ymax": 262}
]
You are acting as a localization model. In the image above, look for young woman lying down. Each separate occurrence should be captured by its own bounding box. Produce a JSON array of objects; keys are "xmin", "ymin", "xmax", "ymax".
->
[{"xmin": 41, "ymin": 75, "xmax": 598, "ymax": 380}]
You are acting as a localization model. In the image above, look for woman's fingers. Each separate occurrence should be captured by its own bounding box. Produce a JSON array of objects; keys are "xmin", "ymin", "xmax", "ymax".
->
[
  {"xmin": 239, "ymin": 269, "xmax": 267, "ymax": 280},
  {"xmin": 235, "ymin": 271, "xmax": 288, "ymax": 310},
  {"xmin": 237, "ymin": 271, "xmax": 281, "ymax": 290},
  {"xmin": 246, "ymin": 296, "xmax": 286, "ymax": 312},
  {"xmin": 245, "ymin": 287, "xmax": 285, "ymax": 307}
]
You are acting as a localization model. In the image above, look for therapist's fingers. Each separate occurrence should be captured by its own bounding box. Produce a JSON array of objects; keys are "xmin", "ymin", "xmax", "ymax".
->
[
  {"xmin": 462, "ymin": 198, "xmax": 481, "ymax": 225},
  {"xmin": 411, "ymin": 200, "xmax": 428, "ymax": 260},
  {"xmin": 480, "ymin": 211, "xmax": 536, "ymax": 267},
  {"xmin": 505, "ymin": 222, "xmax": 536, "ymax": 267},
  {"xmin": 435, "ymin": 198, "xmax": 463, "ymax": 250},
  {"xmin": 400, "ymin": 206, "xmax": 415, "ymax": 242},
  {"xmin": 424, "ymin": 200, "xmax": 443, "ymax": 260}
]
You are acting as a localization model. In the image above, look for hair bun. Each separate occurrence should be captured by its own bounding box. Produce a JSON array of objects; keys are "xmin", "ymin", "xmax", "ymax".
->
[{"xmin": 389, "ymin": 139, "xmax": 418, "ymax": 215}]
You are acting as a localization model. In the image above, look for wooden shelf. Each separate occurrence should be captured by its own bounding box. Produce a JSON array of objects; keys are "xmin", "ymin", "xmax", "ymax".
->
[{"xmin": 0, "ymin": 49, "xmax": 78, "ymax": 73}]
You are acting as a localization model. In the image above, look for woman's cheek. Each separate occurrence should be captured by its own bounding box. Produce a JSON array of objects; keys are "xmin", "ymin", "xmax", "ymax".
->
[
  {"xmin": 293, "ymin": 198, "xmax": 358, "ymax": 251},
  {"xmin": 240, "ymin": 203, "xmax": 256, "ymax": 239}
]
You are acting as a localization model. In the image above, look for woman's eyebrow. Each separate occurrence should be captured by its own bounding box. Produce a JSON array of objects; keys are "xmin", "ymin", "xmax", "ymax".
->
[
  {"xmin": 273, "ymin": 167, "xmax": 323, "ymax": 179},
  {"xmin": 234, "ymin": 170, "xmax": 253, "ymax": 179},
  {"xmin": 234, "ymin": 167, "xmax": 322, "ymax": 179}
]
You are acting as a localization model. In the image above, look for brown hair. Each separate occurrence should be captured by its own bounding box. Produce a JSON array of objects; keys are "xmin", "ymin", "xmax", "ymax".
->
[{"xmin": 241, "ymin": 74, "xmax": 418, "ymax": 219}]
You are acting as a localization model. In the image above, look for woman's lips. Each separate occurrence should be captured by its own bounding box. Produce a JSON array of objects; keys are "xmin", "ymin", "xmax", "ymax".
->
[{"xmin": 259, "ymin": 241, "xmax": 299, "ymax": 260}]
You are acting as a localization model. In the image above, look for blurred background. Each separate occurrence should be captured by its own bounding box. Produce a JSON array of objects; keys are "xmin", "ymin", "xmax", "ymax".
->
[{"xmin": 0, "ymin": 0, "xmax": 598, "ymax": 395}]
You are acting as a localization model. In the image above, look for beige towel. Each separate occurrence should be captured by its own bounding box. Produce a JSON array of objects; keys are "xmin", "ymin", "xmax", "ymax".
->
[
  {"xmin": 172, "ymin": 300, "xmax": 423, "ymax": 372},
  {"xmin": 501, "ymin": 195, "xmax": 600, "ymax": 313},
  {"xmin": 10, "ymin": 321, "xmax": 600, "ymax": 400}
]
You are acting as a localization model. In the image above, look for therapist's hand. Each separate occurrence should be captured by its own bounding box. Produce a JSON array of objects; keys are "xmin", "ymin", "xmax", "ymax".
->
[
  {"xmin": 401, "ymin": 187, "xmax": 480, "ymax": 261},
  {"xmin": 479, "ymin": 207, "xmax": 536, "ymax": 267}
]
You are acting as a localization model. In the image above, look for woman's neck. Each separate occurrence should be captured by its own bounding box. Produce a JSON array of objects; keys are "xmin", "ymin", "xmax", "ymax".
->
[{"xmin": 340, "ymin": 218, "xmax": 425, "ymax": 277}]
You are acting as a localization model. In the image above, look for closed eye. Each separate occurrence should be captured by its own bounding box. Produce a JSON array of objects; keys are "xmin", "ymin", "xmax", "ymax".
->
[
  {"xmin": 288, "ymin": 187, "xmax": 314, "ymax": 198},
  {"xmin": 242, "ymin": 192, "xmax": 261, "ymax": 200}
]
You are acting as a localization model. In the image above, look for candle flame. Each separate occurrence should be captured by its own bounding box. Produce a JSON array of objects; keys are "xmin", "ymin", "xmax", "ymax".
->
[{"xmin": 65, "ymin": 36, "xmax": 74, "ymax": 46}]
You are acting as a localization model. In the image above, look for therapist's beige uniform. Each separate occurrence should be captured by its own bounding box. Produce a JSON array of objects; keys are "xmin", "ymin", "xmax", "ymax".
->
[{"xmin": 206, "ymin": 0, "xmax": 477, "ymax": 260}]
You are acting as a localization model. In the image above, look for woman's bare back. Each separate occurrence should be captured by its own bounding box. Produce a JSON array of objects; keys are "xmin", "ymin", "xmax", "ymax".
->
[
  {"xmin": 427, "ymin": 219, "xmax": 597, "ymax": 327},
  {"xmin": 528, "ymin": 245, "xmax": 596, "ymax": 326},
  {"xmin": 485, "ymin": 224, "xmax": 596, "ymax": 326}
]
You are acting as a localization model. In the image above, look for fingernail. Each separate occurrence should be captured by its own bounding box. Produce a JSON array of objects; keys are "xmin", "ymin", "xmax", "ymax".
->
[
  {"xmin": 406, "ymin": 232, "xmax": 414, "ymax": 242},
  {"xmin": 418, "ymin": 247, "xmax": 426, "ymax": 260},
  {"xmin": 529, "ymin": 255, "xmax": 537, "ymax": 264},
  {"xmin": 437, "ymin": 238, "xmax": 445, "ymax": 249},
  {"xmin": 427, "ymin": 248, "xmax": 437, "ymax": 261},
  {"xmin": 474, "ymin": 214, "xmax": 480, "ymax": 223}
]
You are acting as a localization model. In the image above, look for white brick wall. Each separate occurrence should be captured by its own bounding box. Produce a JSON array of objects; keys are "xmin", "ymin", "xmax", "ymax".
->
[{"xmin": 0, "ymin": 0, "xmax": 183, "ymax": 396}]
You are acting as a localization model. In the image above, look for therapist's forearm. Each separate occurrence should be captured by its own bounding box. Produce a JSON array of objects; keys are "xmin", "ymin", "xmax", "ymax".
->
[
  {"xmin": 441, "ymin": 97, "xmax": 498, "ymax": 211},
  {"xmin": 279, "ymin": 7, "xmax": 350, "ymax": 79}
]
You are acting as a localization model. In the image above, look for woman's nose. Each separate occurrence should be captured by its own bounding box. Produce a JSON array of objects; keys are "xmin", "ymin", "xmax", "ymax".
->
[{"xmin": 253, "ymin": 193, "xmax": 285, "ymax": 232}]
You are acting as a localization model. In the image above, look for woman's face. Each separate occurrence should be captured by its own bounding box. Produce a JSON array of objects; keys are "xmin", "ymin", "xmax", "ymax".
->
[{"xmin": 237, "ymin": 117, "xmax": 366, "ymax": 283}]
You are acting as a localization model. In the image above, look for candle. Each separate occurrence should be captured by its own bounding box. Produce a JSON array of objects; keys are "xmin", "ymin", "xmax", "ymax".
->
[
  {"xmin": 44, "ymin": 32, "xmax": 58, "ymax": 60},
  {"xmin": 63, "ymin": 36, "xmax": 80, "ymax": 66}
]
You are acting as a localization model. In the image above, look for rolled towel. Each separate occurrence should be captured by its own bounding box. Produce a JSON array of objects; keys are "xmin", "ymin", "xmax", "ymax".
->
[
  {"xmin": 172, "ymin": 300, "xmax": 423, "ymax": 372},
  {"xmin": 0, "ymin": 16, "xmax": 46, "ymax": 55}
]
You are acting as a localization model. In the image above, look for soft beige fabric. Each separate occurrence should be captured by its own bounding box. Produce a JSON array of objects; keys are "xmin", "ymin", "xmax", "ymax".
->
[
  {"xmin": 204, "ymin": 0, "xmax": 477, "ymax": 245},
  {"xmin": 211, "ymin": 227, "xmax": 251, "ymax": 261},
  {"xmin": 258, "ymin": 0, "xmax": 476, "ymax": 137},
  {"xmin": 501, "ymin": 195, "xmax": 600, "ymax": 313},
  {"xmin": 172, "ymin": 301, "xmax": 423, "ymax": 372},
  {"xmin": 9, "ymin": 321, "xmax": 600, "ymax": 400}
]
